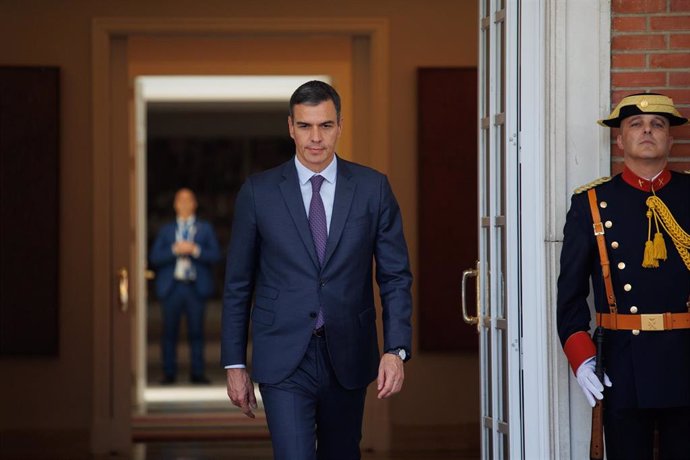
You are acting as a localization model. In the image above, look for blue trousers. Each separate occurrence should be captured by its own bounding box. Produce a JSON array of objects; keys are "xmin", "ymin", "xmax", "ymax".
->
[
  {"xmin": 604, "ymin": 405, "xmax": 690, "ymax": 460},
  {"xmin": 259, "ymin": 334, "xmax": 367, "ymax": 460},
  {"xmin": 161, "ymin": 282, "xmax": 206, "ymax": 378}
]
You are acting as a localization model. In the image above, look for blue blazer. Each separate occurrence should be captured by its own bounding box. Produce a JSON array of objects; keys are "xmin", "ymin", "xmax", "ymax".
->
[
  {"xmin": 150, "ymin": 219, "xmax": 222, "ymax": 300},
  {"xmin": 221, "ymin": 157, "xmax": 413, "ymax": 390}
]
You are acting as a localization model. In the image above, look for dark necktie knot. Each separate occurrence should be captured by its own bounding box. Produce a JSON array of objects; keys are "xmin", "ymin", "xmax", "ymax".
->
[{"xmin": 310, "ymin": 175, "xmax": 325, "ymax": 193}]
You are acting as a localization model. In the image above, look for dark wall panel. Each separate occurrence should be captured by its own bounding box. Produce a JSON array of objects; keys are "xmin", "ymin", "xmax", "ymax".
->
[
  {"xmin": 418, "ymin": 67, "xmax": 478, "ymax": 352},
  {"xmin": 0, "ymin": 67, "xmax": 60, "ymax": 355}
]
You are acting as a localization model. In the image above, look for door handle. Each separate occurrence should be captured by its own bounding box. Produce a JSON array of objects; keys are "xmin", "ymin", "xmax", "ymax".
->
[
  {"xmin": 118, "ymin": 268, "xmax": 129, "ymax": 312},
  {"xmin": 461, "ymin": 262, "xmax": 479, "ymax": 326}
]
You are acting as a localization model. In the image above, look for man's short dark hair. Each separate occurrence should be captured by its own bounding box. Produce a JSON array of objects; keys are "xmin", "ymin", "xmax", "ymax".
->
[{"xmin": 289, "ymin": 80, "xmax": 341, "ymax": 120}]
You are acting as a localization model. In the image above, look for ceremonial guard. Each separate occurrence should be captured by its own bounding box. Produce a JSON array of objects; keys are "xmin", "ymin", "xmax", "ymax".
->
[{"xmin": 557, "ymin": 94, "xmax": 690, "ymax": 459}]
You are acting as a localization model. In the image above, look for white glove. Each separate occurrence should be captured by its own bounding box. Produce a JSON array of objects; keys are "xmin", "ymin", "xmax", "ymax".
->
[{"xmin": 575, "ymin": 357, "xmax": 612, "ymax": 407}]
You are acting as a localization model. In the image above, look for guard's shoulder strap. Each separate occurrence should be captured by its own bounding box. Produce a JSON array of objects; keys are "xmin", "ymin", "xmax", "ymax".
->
[
  {"xmin": 574, "ymin": 176, "xmax": 612, "ymax": 195},
  {"xmin": 586, "ymin": 188, "xmax": 618, "ymax": 326}
]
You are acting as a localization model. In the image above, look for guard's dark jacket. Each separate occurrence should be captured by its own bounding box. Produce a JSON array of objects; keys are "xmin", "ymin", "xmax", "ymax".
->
[{"xmin": 557, "ymin": 168, "xmax": 690, "ymax": 409}]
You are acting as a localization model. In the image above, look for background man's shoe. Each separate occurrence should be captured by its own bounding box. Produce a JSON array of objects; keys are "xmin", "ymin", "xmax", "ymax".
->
[
  {"xmin": 190, "ymin": 374, "xmax": 211, "ymax": 384},
  {"xmin": 160, "ymin": 375, "xmax": 176, "ymax": 385}
]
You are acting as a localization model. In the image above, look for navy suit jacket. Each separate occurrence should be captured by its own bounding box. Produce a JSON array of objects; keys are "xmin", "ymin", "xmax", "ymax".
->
[
  {"xmin": 150, "ymin": 219, "xmax": 222, "ymax": 300},
  {"xmin": 221, "ymin": 157, "xmax": 413, "ymax": 390}
]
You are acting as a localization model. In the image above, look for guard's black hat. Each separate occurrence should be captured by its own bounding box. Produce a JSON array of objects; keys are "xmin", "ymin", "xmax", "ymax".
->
[{"xmin": 598, "ymin": 93, "xmax": 688, "ymax": 127}]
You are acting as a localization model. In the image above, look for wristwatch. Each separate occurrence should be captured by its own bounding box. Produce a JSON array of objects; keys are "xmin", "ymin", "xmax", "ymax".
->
[{"xmin": 386, "ymin": 347, "xmax": 408, "ymax": 362}]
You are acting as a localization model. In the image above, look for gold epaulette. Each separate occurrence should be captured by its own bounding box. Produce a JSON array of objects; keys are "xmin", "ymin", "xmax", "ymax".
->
[
  {"xmin": 573, "ymin": 176, "xmax": 612, "ymax": 194},
  {"xmin": 684, "ymin": 170, "xmax": 690, "ymax": 174}
]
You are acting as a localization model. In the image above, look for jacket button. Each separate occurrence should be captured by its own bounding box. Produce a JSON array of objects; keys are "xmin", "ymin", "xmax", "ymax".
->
[
  {"xmin": 630, "ymin": 306, "xmax": 638, "ymax": 314},
  {"xmin": 605, "ymin": 220, "xmax": 613, "ymax": 229},
  {"xmin": 611, "ymin": 241, "xmax": 619, "ymax": 249},
  {"xmin": 618, "ymin": 262, "xmax": 626, "ymax": 270},
  {"xmin": 310, "ymin": 312, "xmax": 317, "ymax": 318},
  {"xmin": 320, "ymin": 280, "xmax": 326, "ymax": 287},
  {"xmin": 632, "ymin": 329, "xmax": 640, "ymax": 336},
  {"xmin": 624, "ymin": 284, "xmax": 632, "ymax": 292}
]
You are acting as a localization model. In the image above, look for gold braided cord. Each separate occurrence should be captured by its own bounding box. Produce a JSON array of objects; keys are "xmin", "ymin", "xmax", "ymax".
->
[{"xmin": 646, "ymin": 195, "xmax": 690, "ymax": 271}]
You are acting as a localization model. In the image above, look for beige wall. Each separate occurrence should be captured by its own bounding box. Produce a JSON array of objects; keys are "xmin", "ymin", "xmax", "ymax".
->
[{"xmin": 0, "ymin": 0, "xmax": 478, "ymax": 454}]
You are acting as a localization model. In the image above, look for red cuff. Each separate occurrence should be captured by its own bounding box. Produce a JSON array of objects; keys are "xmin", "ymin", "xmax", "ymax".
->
[{"xmin": 563, "ymin": 331, "xmax": 596, "ymax": 373}]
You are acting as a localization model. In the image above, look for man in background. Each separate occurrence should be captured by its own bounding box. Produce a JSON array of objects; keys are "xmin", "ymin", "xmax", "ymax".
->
[{"xmin": 151, "ymin": 188, "xmax": 221, "ymax": 384}]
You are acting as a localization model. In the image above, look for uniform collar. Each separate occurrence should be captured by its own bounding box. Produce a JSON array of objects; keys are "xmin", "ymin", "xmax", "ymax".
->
[{"xmin": 621, "ymin": 166, "xmax": 672, "ymax": 192}]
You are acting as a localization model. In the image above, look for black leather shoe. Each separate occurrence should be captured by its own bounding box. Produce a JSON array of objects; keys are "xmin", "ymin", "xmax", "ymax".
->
[
  {"xmin": 190, "ymin": 374, "xmax": 211, "ymax": 384},
  {"xmin": 160, "ymin": 375, "xmax": 176, "ymax": 385}
]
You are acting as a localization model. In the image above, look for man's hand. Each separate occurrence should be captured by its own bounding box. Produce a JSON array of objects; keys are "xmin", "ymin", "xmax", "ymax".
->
[
  {"xmin": 575, "ymin": 357, "xmax": 612, "ymax": 407},
  {"xmin": 376, "ymin": 353, "xmax": 405, "ymax": 399},
  {"xmin": 226, "ymin": 368, "xmax": 258, "ymax": 418},
  {"xmin": 173, "ymin": 241, "xmax": 197, "ymax": 255}
]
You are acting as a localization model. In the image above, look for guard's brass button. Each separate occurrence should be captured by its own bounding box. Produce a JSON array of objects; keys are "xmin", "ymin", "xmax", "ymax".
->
[
  {"xmin": 640, "ymin": 100, "xmax": 649, "ymax": 108},
  {"xmin": 600, "ymin": 201, "xmax": 608, "ymax": 209},
  {"xmin": 632, "ymin": 329, "xmax": 640, "ymax": 335},
  {"xmin": 618, "ymin": 262, "xmax": 626, "ymax": 270},
  {"xmin": 624, "ymin": 284, "xmax": 632, "ymax": 292},
  {"xmin": 630, "ymin": 306, "xmax": 638, "ymax": 314},
  {"xmin": 605, "ymin": 221, "xmax": 613, "ymax": 229},
  {"xmin": 611, "ymin": 241, "xmax": 619, "ymax": 249}
]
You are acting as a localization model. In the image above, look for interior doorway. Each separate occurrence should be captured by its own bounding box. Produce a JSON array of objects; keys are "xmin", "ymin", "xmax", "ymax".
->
[
  {"xmin": 91, "ymin": 17, "xmax": 396, "ymax": 456},
  {"xmin": 135, "ymin": 75, "xmax": 327, "ymax": 415}
]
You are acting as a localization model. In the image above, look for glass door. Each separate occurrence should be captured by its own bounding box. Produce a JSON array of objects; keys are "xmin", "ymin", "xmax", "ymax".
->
[{"xmin": 463, "ymin": 0, "xmax": 522, "ymax": 458}]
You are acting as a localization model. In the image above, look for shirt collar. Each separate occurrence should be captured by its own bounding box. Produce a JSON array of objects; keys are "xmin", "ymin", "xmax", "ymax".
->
[
  {"xmin": 295, "ymin": 155, "xmax": 338, "ymax": 186},
  {"xmin": 177, "ymin": 215, "xmax": 196, "ymax": 226},
  {"xmin": 622, "ymin": 166, "xmax": 672, "ymax": 192}
]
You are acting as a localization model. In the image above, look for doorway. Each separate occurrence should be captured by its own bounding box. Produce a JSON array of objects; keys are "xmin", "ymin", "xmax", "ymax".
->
[
  {"xmin": 92, "ymin": 20, "xmax": 387, "ymax": 455},
  {"xmin": 136, "ymin": 75, "xmax": 325, "ymax": 415}
]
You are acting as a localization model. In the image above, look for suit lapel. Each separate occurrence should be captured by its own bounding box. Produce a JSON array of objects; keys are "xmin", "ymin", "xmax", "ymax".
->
[
  {"xmin": 323, "ymin": 159, "xmax": 356, "ymax": 268},
  {"xmin": 278, "ymin": 160, "xmax": 320, "ymax": 270}
]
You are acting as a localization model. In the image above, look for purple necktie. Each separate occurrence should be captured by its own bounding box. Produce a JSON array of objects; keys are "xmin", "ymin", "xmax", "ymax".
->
[{"xmin": 309, "ymin": 175, "xmax": 327, "ymax": 329}]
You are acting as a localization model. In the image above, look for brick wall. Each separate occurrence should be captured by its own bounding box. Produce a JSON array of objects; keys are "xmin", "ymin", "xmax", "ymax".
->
[{"xmin": 610, "ymin": 0, "xmax": 690, "ymax": 173}]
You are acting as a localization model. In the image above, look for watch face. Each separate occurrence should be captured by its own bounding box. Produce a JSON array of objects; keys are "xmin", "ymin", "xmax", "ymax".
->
[{"xmin": 398, "ymin": 349, "xmax": 407, "ymax": 360}]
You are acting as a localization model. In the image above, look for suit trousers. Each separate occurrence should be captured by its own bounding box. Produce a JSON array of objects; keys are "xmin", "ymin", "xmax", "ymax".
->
[
  {"xmin": 603, "ymin": 405, "xmax": 690, "ymax": 460},
  {"xmin": 161, "ymin": 282, "xmax": 206, "ymax": 378},
  {"xmin": 259, "ymin": 333, "xmax": 367, "ymax": 460}
]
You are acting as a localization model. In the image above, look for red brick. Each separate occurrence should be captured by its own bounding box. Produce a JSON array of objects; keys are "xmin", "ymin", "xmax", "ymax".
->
[
  {"xmin": 670, "ymin": 33, "xmax": 690, "ymax": 48},
  {"xmin": 671, "ymin": 0, "xmax": 690, "ymax": 12},
  {"xmin": 650, "ymin": 53, "xmax": 690, "ymax": 67},
  {"xmin": 612, "ymin": 53, "xmax": 647, "ymax": 68},
  {"xmin": 612, "ymin": 71, "xmax": 667, "ymax": 87},
  {"xmin": 670, "ymin": 72, "xmax": 690, "ymax": 85},
  {"xmin": 670, "ymin": 143, "xmax": 690, "ymax": 156},
  {"xmin": 668, "ymin": 162, "xmax": 690, "ymax": 172},
  {"xmin": 612, "ymin": 34, "xmax": 666, "ymax": 50},
  {"xmin": 650, "ymin": 16, "xmax": 690, "ymax": 30},
  {"xmin": 613, "ymin": 17, "xmax": 647, "ymax": 32},
  {"xmin": 671, "ymin": 124, "xmax": 690, "ymax": 138},
  {"xmin": 659, "ymin": 89, "xmax": 690, "ymax": 103},
  {"xmin": 611, "ymin": 144, "xmax": 625, "ymax": 158},
  {"xmin": 613, "ymin": 0, "xmax": 666, "ymax": 13}
]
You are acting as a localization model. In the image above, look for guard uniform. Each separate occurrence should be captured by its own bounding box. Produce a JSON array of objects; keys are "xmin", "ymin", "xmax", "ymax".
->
[{"xmin": 556, "ymin": 93, "xmax": 690, "ymax": 460}]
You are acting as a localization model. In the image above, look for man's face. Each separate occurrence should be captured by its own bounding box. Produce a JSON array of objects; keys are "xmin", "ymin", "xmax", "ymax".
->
[
  {"xmin": 288, "ymin": 100, "xmax": 342, "ymax": 173},
  {"xmin": 174, "ymin": 189, "xmax": 197, "ymax": 218},
  {"xmin": 616, "ymin": 114, "xmax": 673, "ymax": 163}
]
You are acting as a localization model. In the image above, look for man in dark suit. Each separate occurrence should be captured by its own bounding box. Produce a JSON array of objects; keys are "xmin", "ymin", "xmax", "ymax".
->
[
  {"xmin": 150, "ymin": 188, "xmax": 221, "ymax": 384},
  {"xmin": 557, "ymin": 93, "xmax": 690, "ymax": 459},
  {"xmin": 221, "ymin": 81, "xmax": 412, "ymax": 459}
]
